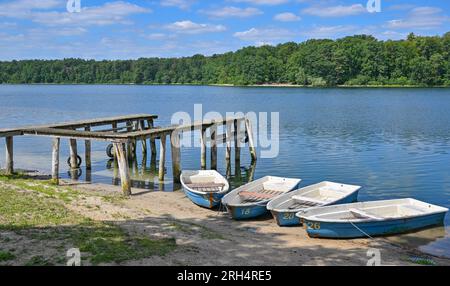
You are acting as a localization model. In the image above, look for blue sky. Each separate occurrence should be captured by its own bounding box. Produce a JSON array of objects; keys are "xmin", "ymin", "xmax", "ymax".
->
[{"xmin": 0, "ymin": 0, "xmax": 449, "ymax": 60}]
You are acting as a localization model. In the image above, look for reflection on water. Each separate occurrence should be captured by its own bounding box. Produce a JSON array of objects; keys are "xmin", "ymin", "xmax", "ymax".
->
[
  {"xmin": 1, "ymin": 85, "xmax": 450, "ymax": 258},
  {"xmin": 99, "ymin": 151, "xmax": 258, "ymax": 193}
]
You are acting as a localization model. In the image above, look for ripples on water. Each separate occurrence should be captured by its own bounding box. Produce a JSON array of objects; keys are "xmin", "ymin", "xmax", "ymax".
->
[{"xmin": 0, "ymin": 85, "xmax": 450, "ymax": 258}]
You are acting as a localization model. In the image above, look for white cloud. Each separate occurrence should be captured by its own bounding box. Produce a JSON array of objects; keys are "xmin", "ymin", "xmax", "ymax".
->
[
  {"xmin": 302, "ymin": 4, "xmax": 367, "ymax": 17},
  {"xmin": 386, "ymin": 6, "xmax": 448, "ymax": 30},
  {"xmin": 301, "ymin": 25, "xmax": 357, "ymax": 38},
  {"xmin": 31, "ymin": 1, "xmax": 151, "ymax": 26},
  {"xmin": 274, "ymin": 12, "xmax": 301, "ymax": 22},
  {"xmin": 0, "ymin": 0, "xmax": 61, "ymax": 18},
  {"xmin": 230, "ymin": 0, "xmax": 289, "ymax": 5},
  {"xmin": 160, "ymin": 0, "xmax": 196, "ymax": 10},
  {"xmin": 165, "ymin": 20, "xmax": 226, "ymax": 34},
  {"xmin": 233, "ymin": 27, "xmax": 295, "ymax": 43},
  {"xmin": 201, "ymin": 6, "xmax": 263, "ymax": 18}
]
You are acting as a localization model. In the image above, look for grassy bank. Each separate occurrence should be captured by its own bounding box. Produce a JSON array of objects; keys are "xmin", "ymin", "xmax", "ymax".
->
[{"xmin": 0, "ymin": 173, "xmax": 176, "ymax": 266}]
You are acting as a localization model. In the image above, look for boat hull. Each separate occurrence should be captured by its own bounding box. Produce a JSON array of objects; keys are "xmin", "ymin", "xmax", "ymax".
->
[
  {"xmin": 183, "ymin": 188, "xmax": 225, "ymax": 209},
  {"xmin": 226, "ymin": 204, "xmax": 269, "ymax": 220},
  {"xmin": 272, "ymin": 191, "xmax": 359, "ymax": 227},
  {"xmin": 303, "ymin": 212, "xmax": 447, "ymax": 238}
]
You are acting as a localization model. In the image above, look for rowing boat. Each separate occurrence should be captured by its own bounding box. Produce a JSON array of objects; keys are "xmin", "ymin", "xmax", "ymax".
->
[
  {"xmin": 267, "ymin": 181, "xmax": 361, "ymax": 226},
  {"xmin": 296, "ymin": 198, "xmax": 448, "ymax": 238},
  {"xmin": 221, "ymin": 176, "xmax": 301, "ymax": 220},
  {"xmin": 180, "ymin": 170, "xmax": 229, "ymax": 209}
]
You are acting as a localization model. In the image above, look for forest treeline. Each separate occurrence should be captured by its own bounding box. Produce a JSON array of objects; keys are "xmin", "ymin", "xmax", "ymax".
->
[{"xmin": 1, "ymin": 32, "xmax": 449, "ymax": 87}]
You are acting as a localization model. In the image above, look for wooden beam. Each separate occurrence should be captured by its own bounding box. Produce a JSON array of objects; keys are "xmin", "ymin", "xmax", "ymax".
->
[
  {"xmin": 159, "ymin": 134, "xmax": 167, "ymax": 181},
  {"xmin": 51, "ymin": 137, "xmax": 60, "ymax": 185},
  {"xmin": 225, "ymin": 123, "xmax": 232, "ymax": 162},
  {"xmin": 5, "ymin": 137, "xmax": 13, "ymax": 175},
  {"xmin": 84, "ymin": 126, "xmax": 92, "ymax": 170},
  {"xmin": 126, "ymin": 121, "xmax": 133, "ymax": 161},
  {"xmin": 234, "ymin": 119, "xmax": 241, "ymax": 165},
  {"xmin": 245, "ymin": 118, "xmax": 257, "ymax": 162},
  {"xmin": 69, "ymin": 139, "xmax": 79, "ymax": 170},
  {"xmin": 139, "ymin": 120, "xmax": 147, "ymax": 156},
  {"xmin": 147, "ymin": 119, "xmax": 157, "ymax": 156},
  {"xmin": 200, "ymin": 128, "xmax": 207, "ymax": 170},
  {"xmin": 21, "ymin": 127, "xmax": 128, "ymax": 142},
  {"xmin": 171, "ymin": 131, "xmax": 181, "ymax": 183},
  {"xmin": 0, "ymin": 114, "xmax": 158, "ymax": 138},
  {"xmin": 113, "ymin": 143, "xmax": 132, "ymax": 196},
  {"xmin": 210, "ymin": 123, "xmax": 217, "ymax": 170}
]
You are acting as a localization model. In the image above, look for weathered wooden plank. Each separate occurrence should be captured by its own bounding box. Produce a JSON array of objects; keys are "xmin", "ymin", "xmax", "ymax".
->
[
  {"xmin": 234, "ymin": 119, "xmax": 241, "ymax": 164},
  {"xmin": 126, "ymin": 121, "xmax": 134, "ymax": 161},
  {"xmin": 51, "ymin": 137, "xmax": 60, "ymax": 185},
  {"xmin": 84, "ymin": 126, "xmax": 92, "ymax": 170},
  {"xmin": 0, "ymin": 114, "xmax": 158, "ymax": 138},
  {"xmin": 139, "ymin": 120, "xmax": 147, "ymax": 156},
  {"xmin": 171, "ymin": 131, "xmax": 181, "ymax": 183},
  {"xmin": 159, "ymin": 134, "xmax": 167, "ymax": 181},
  {"xmin": 226, "ymin": 123, "xmax": 232, "ymax": 162},
  {"xmin": 113, "ymin": 143, "xmax": 132, "ymax": 196},
  {"xmin": 210, "ymin": 123, "xmax": 217, "ymax": 170},
  {"xmin": 200, "ymin": 128, "xmax": 207, "ymax": 170},
  {"xmin": 147, "ymin": 119, "xmax": 157, "ymax": 156},
  {"xmin": 124, "ymin": 116, "xmax": 246, "ymax": 140},
  {"xmin": 21, "ymin": 128, "xmax": 128, "ymax": 142},
  {"xmin": 5, "ymin": 137, "xmax": 13, "ymax": 174},
  {"xmin": 245, "ymin": 118, "xmax": 257, "ymax": 162},
  {"xmin": 69, "ymin": 139, "xmax": 79, "ymax": 170}
]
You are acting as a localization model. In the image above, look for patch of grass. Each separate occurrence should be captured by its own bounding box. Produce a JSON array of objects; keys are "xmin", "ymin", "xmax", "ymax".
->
[
  {"xmin": 78, "ymin": 225, "xmax": 177, "ymax": 264},
  {"xmin": 0, "ymin": 186, "xmax": 85, "ymax": 229},
  {"xmin": 0, "ymin": 173, "xmax": 79, "ymax": 203},
  {"xmin": 25, "ymin": 255, "xmax": 53, "ymax": 266},
  {"xmin": 409, "ymin": 257, "xmax": 436, "ymax": 266},
  {"xmin": 0, "ymin": 181, "xmax": 177, "ymax": 265},
  {"xmin": 0, "ymin": 250, "xmax": 15, "ymax": 262},
  {"xmin": 168, "ymin": 221, "xmax": 225, "ymax": 240}
]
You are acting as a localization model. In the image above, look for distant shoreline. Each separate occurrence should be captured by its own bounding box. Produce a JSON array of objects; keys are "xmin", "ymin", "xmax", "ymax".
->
[{"xmin": 1, "ymin": 83, "xmax": 449, "ymax": 88}]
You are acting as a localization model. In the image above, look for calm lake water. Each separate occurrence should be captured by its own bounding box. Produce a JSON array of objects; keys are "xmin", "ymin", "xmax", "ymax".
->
[{"xmin": 1, "ymin": 85, "xmax": 450, "ymax": 259}]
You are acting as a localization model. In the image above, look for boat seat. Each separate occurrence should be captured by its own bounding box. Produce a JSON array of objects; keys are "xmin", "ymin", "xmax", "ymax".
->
[
  {"xmin": 349, "ymin": 209, "xmax": 382, "ymax": 220},
  {"xmin": 238, "ymin": 190, "xmax": 284, "ymax": 200},
  {"xmin": 292, "ymin": 195, "xmax": 327, "ymax": 205},
  {"xmin": 186, "ymin": 183, "xmax": 225, "ymax": 193}
]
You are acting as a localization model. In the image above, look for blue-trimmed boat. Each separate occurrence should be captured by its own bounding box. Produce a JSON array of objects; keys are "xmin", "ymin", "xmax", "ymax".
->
[
  {"xmin": 181, "ymin": 170, "xmax": 229, "ymax": 209},
  {"xmin": 221, "ymin": 176, "xmax": 301, "ymax": 220},
  {"xmin": 296, "ymin": 198, "xmax": 448, "ymax": 238},
  {"xmin": 267, "ymin": 181, "xmax": 361, "ymax": 227}
]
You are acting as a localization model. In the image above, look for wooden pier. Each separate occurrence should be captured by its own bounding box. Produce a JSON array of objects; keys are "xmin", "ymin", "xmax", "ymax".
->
[{"xmin": 0, "ymin": 114, "xmax": 257, "ymax": 196}]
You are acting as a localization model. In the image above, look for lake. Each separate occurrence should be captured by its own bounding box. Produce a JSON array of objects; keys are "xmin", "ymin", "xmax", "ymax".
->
[{"xmin": 1, "ymin": 85, "xmax": 449, "ymax": 258}]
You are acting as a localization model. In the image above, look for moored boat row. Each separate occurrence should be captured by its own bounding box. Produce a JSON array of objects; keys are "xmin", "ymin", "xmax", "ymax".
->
[{"xmin": 180, "ymin": 171, "xmax": 448, "ymax": 238}]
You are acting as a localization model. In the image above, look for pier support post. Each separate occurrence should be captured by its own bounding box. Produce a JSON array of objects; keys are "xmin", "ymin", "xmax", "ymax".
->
[
  {"xmin": 171, "ymin": 131, "xmax": 181, "ymax": 183},
  {"xmin": 159, "ymin": 134, "xmax": 166, "ymax": 181},
  {"xmin": 200, "ymin": 127, "xmax": 207, "ymax": 170},
  {"xmin": 69, "ymin": 139, "xmax": 78, "ymax": 169},
  {"xmin": 210, "ymin": 123, "xmax": 217, "ymax": 170},
  {"xmin": 84, "ymin": 126, "xmax": 92, "ymax": 170},
  {"xmin": 113, "ymin": 142, "xmax": 132, "ymax": 196},
  {"xmin": 147, "ymin": 119, "xmax": 157, "ymax": 157},
  {"xmin": 245, "ymin": 118, "xmax": 257, "ymax": 162},
  {"xmin": 5, "ymin": 137, "xmax": 13, "ymax": 175},
  {"xmin": 234, "ymin": 119, "xmax": 241, "ymax": 166},
  {"xmin": 139, "ymin": 120, "xmax": 147, "ymax": 157},
  {"xmin": 126, "ymin": 121, "xmax": 134, "ymax": 161},
  {"xmin": 225, "ymin": 123, "xmax": 232, "ymax": 162},
  {"xmin": 51, "ymin": 137, "xmax": 60, "ymax": 185}
]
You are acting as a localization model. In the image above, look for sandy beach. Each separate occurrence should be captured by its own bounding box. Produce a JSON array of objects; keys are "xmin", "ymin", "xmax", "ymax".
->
[{"xmin": 57, "ymin": 180, "xmax": 450, "ymax": 266}]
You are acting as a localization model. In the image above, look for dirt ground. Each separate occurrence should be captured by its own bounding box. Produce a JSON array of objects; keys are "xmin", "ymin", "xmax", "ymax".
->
[{"xmin": 65, "ymin": 181, "xmax": 450, "ymax": 266}]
